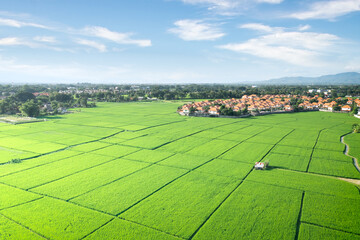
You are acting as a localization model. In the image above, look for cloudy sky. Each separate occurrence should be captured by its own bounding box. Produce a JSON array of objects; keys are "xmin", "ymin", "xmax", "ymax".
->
[{"xmin": 0, "ymin": 0, "xmax": 359, "ymax": 84}]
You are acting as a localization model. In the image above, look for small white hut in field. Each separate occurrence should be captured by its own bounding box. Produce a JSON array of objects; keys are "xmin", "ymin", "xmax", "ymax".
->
[
  {"xmin": 254, "ymin": 162, "xmax": 265, "ymax": 170},
  {"xmin": 254, "ymin": 161, "xmax": 269, "ymax": 170}
]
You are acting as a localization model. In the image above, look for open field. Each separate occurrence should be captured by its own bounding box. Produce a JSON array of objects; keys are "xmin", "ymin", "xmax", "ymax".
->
[{"xmin": 0, "ymin": 102, "xmax": 359, "ymax": 239}]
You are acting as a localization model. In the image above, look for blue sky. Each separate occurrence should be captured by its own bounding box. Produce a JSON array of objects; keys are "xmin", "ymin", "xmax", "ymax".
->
[{"xmin": 0, "ymin": 0, "xmax": 359, "ymax": 84}]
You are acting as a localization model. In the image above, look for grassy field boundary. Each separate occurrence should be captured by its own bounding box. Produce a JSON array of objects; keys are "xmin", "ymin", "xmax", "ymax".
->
[
  {"xmin": 295, "ymin": 192, "xmax": 305, "ymax": 240},
  {"xmin": 306, "ymin": 129, "xmax": 325, "ymax": 172}
]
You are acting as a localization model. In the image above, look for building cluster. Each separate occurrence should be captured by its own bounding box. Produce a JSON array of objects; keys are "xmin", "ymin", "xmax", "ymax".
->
[{"xmin": 179, "ymin": 95, "xmax": 360, "ymax": 116}]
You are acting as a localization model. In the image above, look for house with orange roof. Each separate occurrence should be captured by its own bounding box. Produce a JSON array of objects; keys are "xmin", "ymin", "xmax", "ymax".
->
[{"xmin": 341, "ymin": 105, "xmax": 351, "ymax": 112}]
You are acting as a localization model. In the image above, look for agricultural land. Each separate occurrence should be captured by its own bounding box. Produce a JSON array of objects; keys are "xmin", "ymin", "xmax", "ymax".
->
[{"xmin": 0, "ymin": 101, "xmax": 360, "ymax": 239}]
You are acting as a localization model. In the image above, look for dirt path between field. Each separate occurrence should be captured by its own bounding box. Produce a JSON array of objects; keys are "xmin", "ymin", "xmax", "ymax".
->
[
  {"xmin": 340, "ymin": 133, "xmax": 360, "ymax": 173},
  {"xmin": 338, "ymin": 133, "xmax": 360, "ymax": 186},
  {"xmin": 338, "ymin": 177, "xmax": 360, "ymax": 186}
]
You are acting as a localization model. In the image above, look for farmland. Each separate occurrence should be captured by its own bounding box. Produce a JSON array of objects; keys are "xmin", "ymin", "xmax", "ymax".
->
[{"xmin": 0, "ymin": 101, "xmax": 359, "ymax": 239}]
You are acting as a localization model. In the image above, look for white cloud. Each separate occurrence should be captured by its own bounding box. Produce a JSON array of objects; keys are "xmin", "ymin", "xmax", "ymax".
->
[
  {"xmin": 169, "ymin": 19, "xmax": 225, "ymax": 41},
  {"xmin": 288, "ymin": 0, "xmax": 360, "ymax": 20},
  {"xmin": 0, "ymin": 17, "xmax": 49, "ymax": 28},
  {"xmin": 256, "ymin": 0, "xmax": 283, "ymax": 3},
  {"xmin": 75, "ymin": 39, "xmax": 107, "ymax": 52},
  {"xmin": 181, "ymin": 0, "xmax": 283, "ymax": 15},
  {"xmin": 298, "ymin": 25, "xmax": 311, "ymax": 31},
  {"xmin": 33, "ymin": 36, "xmax": 57, "ymax": 43},
  {"xmin": 239, "ymin": 23, "xmax": 276, "ymax": 32},
  {"xmin": 83, "ymin": 26, "xmax": 151, "ymax": 47},
  {"xmin": 218, "ymin": 28, "xmax": 339, "ymax": 66},
  {"xmin": 0, "ymin": 37, "xmax": 34, "ymax": 47},
  {"xmin": 0, "ymin": 55, "xmax": 130, "ymax": 83}
]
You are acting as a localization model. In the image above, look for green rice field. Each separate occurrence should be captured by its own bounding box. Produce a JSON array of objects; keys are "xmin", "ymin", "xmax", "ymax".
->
[{"xmin": 0, "ymin": 101, "xmax": 359, "ymax": 239}]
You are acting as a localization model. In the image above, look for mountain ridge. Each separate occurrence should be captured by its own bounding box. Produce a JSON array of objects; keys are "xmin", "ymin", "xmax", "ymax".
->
[{"xmin": 256, "ymin": 72, "xmax": 360, "ymax": 85}]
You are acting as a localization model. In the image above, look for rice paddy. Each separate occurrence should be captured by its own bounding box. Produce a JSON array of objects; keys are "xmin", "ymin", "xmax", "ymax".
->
[{"xmin": 0, "ymin": 101, "xmax": 359, "ymax": 239}]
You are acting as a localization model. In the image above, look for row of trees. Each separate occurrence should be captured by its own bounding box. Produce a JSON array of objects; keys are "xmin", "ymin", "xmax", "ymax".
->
[{"xmin": 0, "ymin": 91, "xmax": 94, "ymax": 117}]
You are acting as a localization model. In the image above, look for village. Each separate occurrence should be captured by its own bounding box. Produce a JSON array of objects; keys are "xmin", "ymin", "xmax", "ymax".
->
[{"xmin": 178, "ymin": 94, "xmax": 360, "ymax": 117}]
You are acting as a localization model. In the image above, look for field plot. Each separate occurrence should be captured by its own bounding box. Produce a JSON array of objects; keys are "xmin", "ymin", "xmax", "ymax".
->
[
  {"xmin": 219, "ymin": 142, "xmax": 273, "ymax": 163},
  {"xmin": 71, "ymin": 165, "xmax": 188, "ymax": 215},
  {"xmin": 159, "ymin": 153, "xmax": 212, "ymax": 169},
  {"xmin": 247, "ymin": 169, "xmax": 359, "ymax": 199},
  {"xmin": 0, "ymin": 102, "xmax": 359, "ymax": 240},
  {"xmin": 186, "ymin": 139, "xmax": 238, "ymax": 158},
  {"xmin": 0, "ymin": 183, "xmax": 40, "ymax": 210},
  {"xmin": 0, "ymin": 197, "xmax": 112, "ymax": 240},
  {"xmin": 193, "ymin": 181, "xmax": 302, "ymax": 240},
  {"xmin": 299, "ymin": 223, "xmax": 360, "ymax": 240},
  {"xmin": 31, "ymin": 158, "xmax": 150, "ymax": 200},
  {"xmin": 0, "ymin": 153, "xmax": 115, "ymax": 189},
  {"xmin": 120, "ymin": 171, "xmax": 240, "ymax": 239},
  {"xmin": 0, "ymin": 150, "xmax": 80, "ymax": 177},
  {"xmin": 263, "ymin": 153, "xmax": 309, "ymax": 171},
  {"xmin": 0, "ymin": 214, "xmax": 43, "ymax": 240},
  {"xmin": 125, "ymin": 149, "xmax": 174, "ymax": 163},
  {"xmin": 309, "ymin": 157, "xmax": 360, "ymax": 179},
  {"xmin": 301, "ymin": 192, "xmax": 360, "ymax": 235},
  {"xmin": 84, "ymin": 218, "xmax": 178, "ymax": 240}
]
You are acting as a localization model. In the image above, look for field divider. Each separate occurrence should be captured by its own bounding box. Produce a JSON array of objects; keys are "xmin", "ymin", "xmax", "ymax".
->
[
  {"xmin": 0, "ymin": 211, "xmax": 50, "ymax": 240},
  {"xmin": 306, "ymin": 128, "xmax": 326, "ymax": 172},
  {"xmin": 0, "ymin": 196, "xmax": 44, "ymax": 212},
  {"xmin": 116, "ymin": 217, "xmax": 187, "ymax": 240},
  {"xmin": 294, "ymin": 191, "xmax": 305, "ymax": 240},
  {"xmin": 78, "ymin": 217, "xmax": 116, "ymax": 240},
  {"xmin": 300, "ymin": 221, "xmax": 360, "ymax": 236}
]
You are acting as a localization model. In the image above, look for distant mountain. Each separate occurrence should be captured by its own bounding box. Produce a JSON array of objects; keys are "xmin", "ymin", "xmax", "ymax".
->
[{"xmin": 257, "ymin": 72, "xmax": 360, "ymax": 85}]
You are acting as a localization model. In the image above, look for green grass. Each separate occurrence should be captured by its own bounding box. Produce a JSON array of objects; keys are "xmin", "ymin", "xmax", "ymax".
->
[
  {"xmin": 247, "ymin": 169, "xmax": 359, "ymax": 199},
  {"xmin": 219, "ymin": 142, "xmax": 273, "ymax": 163},
  {"xmin": 309, "ymin": 157, "xmax": 360, "ymax": 179},
  {"xmin": 0, "ymin": 197, "xmax": 112, "ymax": 240},
  {"xmin": 0, "ymin": 153, "xmax": 115, "ymax": 189},
  {"xmin": 0, "ymin": 214, "xmax": 44, "ymax": 240},
  {"xmin": 298, "ymin": 223, "xmax": 360, "ymax": 240},
  {"xmin": 71, "ymin": 165, "xmax": 188, "ymax": 215},
  {"xmin": 193, "ymin": 181, "xmax": 302, "ymax": 240},
  {"xmin": 120, "ymin": 171, "xmax": 240, "ymax": 239},
  {"xmin": 196, "ymin": 158, "xmax": 253, "ymax": 179},
  {"xmin": 0, "ymin": 102, "xmax": 359, "ymax": 240},
  {"xmin": 263, "ymin": 153, "xmax": 309, "ymax": 171},
  {"xmin": 159, "ymin": 153, "xmax": 212, "ymax": 169},
  {"xmin": 0, "ymin": 183, "xmax": 41, "ymax": 210},
  {"xmin": 31, "ymin": 158, "xmax": 149, "ymax": 200},
  {"xmin": 186, "ymin": 139, "xmax": 238, "ymax": 158},
  {"xmin": 302, "ymin": 192, "xmax": 360, "ymax": 234},
  {"xmin": 125, "ymin": 149, "xmax": 174, "ymax": 163},
  {"xmin": 84, "ymin": 218, "xmax": 179, "ymax": 240}
]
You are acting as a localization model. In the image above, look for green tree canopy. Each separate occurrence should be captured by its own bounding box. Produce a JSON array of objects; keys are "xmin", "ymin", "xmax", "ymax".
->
[{"xmin": 20, "ymin": 100, "xmax": 40, "ymax": 117}]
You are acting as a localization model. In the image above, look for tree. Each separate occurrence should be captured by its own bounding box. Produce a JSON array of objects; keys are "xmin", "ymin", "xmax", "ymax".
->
[
  {"xmin": 333, "ymin": 104, "xmax": 341, "ymax": 111},
  {"xmin": 353, "ymin": 124, "xmax": 360, "ymax": 133},
  {"xmin": 79, "ymin": 97, "xmax": 88, "ymax": 107},
  {"xmin": 15, "ymin": 91, "xmax": 35, "ymax": 102},
  {"xmin": 20, "ymin": 100, "xmax": 40, "ymax": 117}
]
